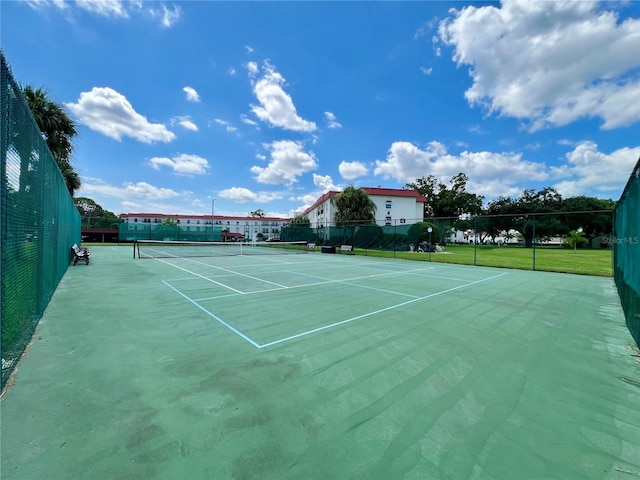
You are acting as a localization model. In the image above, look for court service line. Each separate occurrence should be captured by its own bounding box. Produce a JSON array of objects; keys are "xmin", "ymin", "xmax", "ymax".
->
[
  {"xmin": 294, "ymin": 271, "xmax": 421, "ymax": 299},
  {"xmin": 162, "ymin": 281, "xmax": 261, "ymax": 348},
  {"xmin": 192, "ymin": 265, "xmax": 446, "ymax": 301},
  {"xmin": 181, "ymin": 257, "xmax": 289, "ymax": 289},
  {"xmin": 155, "ymin": 258, "xmax": 245, "ymax": 294},
  {"xmin": 258, "ymin": 272, "xmax": 509, "ymax": 348}
]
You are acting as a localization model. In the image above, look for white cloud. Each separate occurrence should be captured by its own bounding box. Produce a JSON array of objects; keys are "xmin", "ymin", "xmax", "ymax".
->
[
  {"xmin": 78, "ymin": 180, "xmax": 180, "ymax": 201},
  {"xmin": 76, "ymin": 179, "xmax": 201, "ymax": 215},
  {"xmin": 149, "ymin": 4, "xmax": 181, "ymax": 27},
  {"xmin": 213, "ymin": 118, "xmax": 238, "ymax": 133},
  {"xmin": 552, "ymin": 141, "xmax": 640, "ymax": 196},
  {"xmin": 218, "ymin": 187, "xmax": 283, "ymax": 203},
  {"xmin": 28, "ymin": 0, "xmax": 181, "ymax": 27},
  {"xmin": 256, "ymin": 154, "xmax": 266, "ymax": 160},
  {"xmin": 65, "ymin": 87, "xmax": 176, "ymax": 143},
  {"xmin": 374, "ymin": 140, "xmax": 548, "ymax": 198},
  {"xmin": 183, "ymin": 86, "xmax": 200, "ymax": 102},
  {"xmin": 171, "ymin": 115, "xmax": 198, "ymax": 131},
  {"xmin": 240, "ymin": 114, "xmax": 258, "ymax": 126},
  {"xmin": 246, "ymin": 61, "xmax": 259, "ymax": 76},
  {"xmin": 251, "ymin": 140, "xmax": 317, "ymax": 185},
  {"xmin": 313, "ymin": 174, "xmax": 339, "ymax": 192},
  {"xmin": 339, "ymin": 161, "xmax": 368, "ymax": 180},
  {"xmin": 289, "ymin": 192, "xmax": 319, "ymax": 206},
  {"xmin": 76, "ymin": 0, "xmax": 127, "ymax": 17},
  {"xmin": 324, "ymin": 111, "xmax": 342, "ymax": 129},
  {"xmin": 149, "ymin": 154, "xmax": 210, "ymax": 175},
  {"xmin": 420, "ymin": 66, "xmax": 433, "ymax": 76},
  {"xmin": 245, "ymin": 45, "xmax": 254, "ymax": 53},
  {"xmin": 229, "ymin": 68, "xmax": 236, "ymax": 76},
  {"xmin": 439, "ymin": 0, "xmax": 640, "ymax": 130},
  {"xmin": 414, "ymin": 18, "xmax": 438, "ymax": 40},
  {"xmin": 249, "ymin": 62, "xmax": 317, "ymax": 132}
]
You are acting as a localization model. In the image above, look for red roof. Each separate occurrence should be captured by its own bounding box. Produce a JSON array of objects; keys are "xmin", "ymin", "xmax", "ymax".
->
[
  {"xmin": 120, "ymin": 213, "xmax": 291, "ymax": 221},
  {"xmin": 301, "ymin": 187, "xmax": 427, "ymax": 216},
  {"xmin": 362, "ymin": 187, "xmax": 428, "ymax": 202}
]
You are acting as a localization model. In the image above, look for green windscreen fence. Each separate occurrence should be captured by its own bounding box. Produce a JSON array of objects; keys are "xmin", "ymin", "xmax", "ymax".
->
[
  {"xmin": 614, "ymin": 157, "xmax": 640, "ymax": 348},
  {"xmin": 1, "ymin": 51, "xmax": 81, "ymax": 390},
  {"xmin": 118, "ymin": 223, "xmax": 222, "ymax": 242}
]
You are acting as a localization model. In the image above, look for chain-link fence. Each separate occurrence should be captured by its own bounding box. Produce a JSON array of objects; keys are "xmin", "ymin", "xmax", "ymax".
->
[
  {"xmin": 282, "ymin": 209, "xmax": 614, "ymax": 274},
  {"xmin": 1, "ymin": 51, "xmax": 81, "ymax": 390},
  {"xmin": 614, "ymin": 158, "xmax": 640, "ymax": 348}
]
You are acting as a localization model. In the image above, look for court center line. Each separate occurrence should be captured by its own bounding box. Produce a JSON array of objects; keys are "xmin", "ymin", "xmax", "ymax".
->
[
  {"xmin": 190, "ymin": 264, "xmax": 461, "ymax": 300},
  {"xmin": 155, "ymin": 258, "xmax": 245, "ymax": 294},
  {"xmin": 258, "ymin": 272, "xmax": 509, "ymax": 348},
  {"xmin": 294, "ymin": 272, "xmax": 421, "ymax": 299},
  {"xmin": 162, "ymin": 281, "xmax": 261, "ymax": 348},
  {"xmin": 193, "ymin": 265, "xmax": 446, "ymax": 300},
  {"xmin": 180, "ymin": 257, "xmax": 289, "ymax": 289}
]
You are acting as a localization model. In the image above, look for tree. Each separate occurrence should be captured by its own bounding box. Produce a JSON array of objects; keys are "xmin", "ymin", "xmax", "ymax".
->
[
  {"xmin": 561, "ymin": 196, "xmax": 614, "ymax": 238},
  {"xmin": 438, "ymin": 173, "xmax": 484, "ymax": 218},
  {"xmin": 249, "ymin": 209, "xmax": 265, "ymax": 218},
  {"xmin": 290, "ymin": 215, "xmax": 311, "ymax": 227},
  {"xmin": 565, "ymin": 230, "xmax": 588, "ymax": 253},
  {"xmin": 407, "ymin": 222, "xmax": 441, "ymax": 249},
  {"xmin": 334, "ymin": 185, "xmax": 377, "ymax": 226},
  {"xmin": 405, "ymin": 175, "xmax": 444, "ymax": 217},
  {"xmin": 23, "ymin": 85, "xmax": 81, "ymax": 196},
  {"xmin": 75, "ymin": 197, "xmax": 119, "ymax": 228},
  {"xmin": 406, "ymin": 173, "xmax": 484, "ymax": 219}
]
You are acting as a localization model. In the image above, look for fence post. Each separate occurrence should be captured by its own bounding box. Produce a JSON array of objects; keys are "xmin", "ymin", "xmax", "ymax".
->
[
  {"xmin": 532, "ymin": 215, "xmax": 536, "ymax": 271},
  {"xmin": 393, "ymin": 219, "xmax": 396, "ymax": 259},
  {"xmin": 473, "ymin": 216, "xmax": 477, "ymax": 266}
]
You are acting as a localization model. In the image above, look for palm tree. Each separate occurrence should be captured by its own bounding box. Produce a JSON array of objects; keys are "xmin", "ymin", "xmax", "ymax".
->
[
  {"xmin": 565, "ymin": 230, "xmax": 588, "ymax": 253},
  {"xmin": 334, "ymin": 185, "xmax": 377, "ymax": 226},
  {"xmin": 23, "ymin": 85, "xmax": 80, "ymax": 196}
]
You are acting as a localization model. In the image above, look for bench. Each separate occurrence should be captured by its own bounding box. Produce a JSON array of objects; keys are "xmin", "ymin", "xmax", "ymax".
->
[
  {"xmin": 306, "ymin": 242, "xmax": 316, "ymax": 251},
  {"xmin": 71, "ymin": 244, "xmax": 90, "ymax": 265},
  {"xmin": 339, "ymin": 245, "xmax": 354, "ymax": 255}
]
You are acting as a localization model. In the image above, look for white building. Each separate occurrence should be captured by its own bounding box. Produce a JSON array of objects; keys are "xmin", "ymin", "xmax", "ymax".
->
[
  {"xmin": 301, "ymin": 187, "xmax": 427, "ymax": 227},
  {"xmin": 120, "ymin": 213, "xmax": 291, "ymax": 241}
]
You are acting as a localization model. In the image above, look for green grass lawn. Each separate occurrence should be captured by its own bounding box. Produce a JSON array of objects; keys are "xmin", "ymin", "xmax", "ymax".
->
[{"xmin": 357, "ymin": 245, "xmax": 613, "ymax": 277}]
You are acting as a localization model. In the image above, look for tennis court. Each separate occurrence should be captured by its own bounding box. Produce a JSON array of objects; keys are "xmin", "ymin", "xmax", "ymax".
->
[{"xmin": 1, "ymin": 245, "xmax": 639, "ymax": 479}]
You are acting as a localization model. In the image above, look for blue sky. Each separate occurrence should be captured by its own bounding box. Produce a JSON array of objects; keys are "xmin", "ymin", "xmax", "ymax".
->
[{"xmin": 2, "ymin": 0, "xmax": 639, "ymax": 218}]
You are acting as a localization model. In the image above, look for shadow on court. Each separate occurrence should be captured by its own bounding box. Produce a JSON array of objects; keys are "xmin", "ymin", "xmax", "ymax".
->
[{"xmin": 1, "ymin": 245, "xmax": 639, "ymax": 479}]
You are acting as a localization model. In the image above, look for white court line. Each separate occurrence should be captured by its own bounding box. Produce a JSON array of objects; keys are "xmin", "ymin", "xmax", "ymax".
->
[
  {"xmin": 162, "ymin": 281, "xmax": 261, "ymax": 348},
  {"xmin": 155, "ymin": 258, "xmax": 245, "ymax": 294},
  {"xmin": 258, "ymin": 272, "xmax": 509, "ymax": 348},
  {"xmin": 190, "ymin": 264, "xmax": 445, "ymax": 301},
  {"xmin": 163, "ymin": 271, "xmax": 508, "ymax": 349},
  {"xmin": 294, "ymin": 271, "xmax": 421, "ymax": 299},
  {"xmin": 404, "ymin": 271, "xmax": 477, "ymax": 283},
  {"xmin": 180, "ymin": 257, "xmax": 289, "ymax": 289},
  {"xmin": 161, "ymin": 255, "xmax": 440, "ymax": 297}
]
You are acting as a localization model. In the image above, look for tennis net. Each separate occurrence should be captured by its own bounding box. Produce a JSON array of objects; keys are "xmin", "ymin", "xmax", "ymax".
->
[{"xmin": 134, "ymin": 240, "xmax": 309, "ymax": 259}]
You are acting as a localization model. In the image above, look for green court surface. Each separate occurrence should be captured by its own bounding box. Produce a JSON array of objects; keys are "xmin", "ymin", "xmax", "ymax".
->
[{"xmin": 1, "ymin": 246, "xmax": 639, "ymax": 479}]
